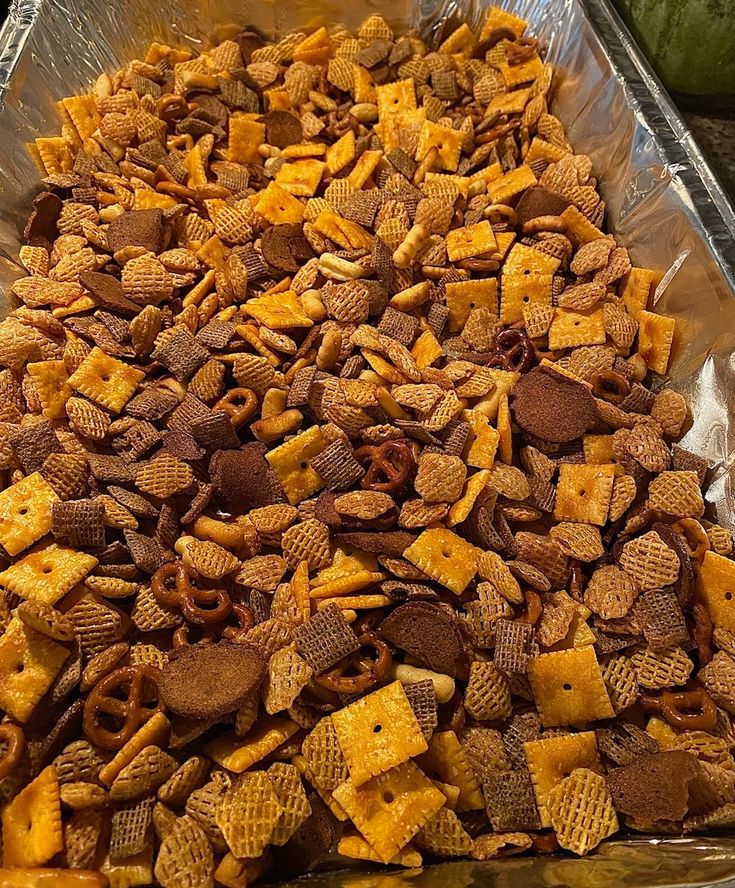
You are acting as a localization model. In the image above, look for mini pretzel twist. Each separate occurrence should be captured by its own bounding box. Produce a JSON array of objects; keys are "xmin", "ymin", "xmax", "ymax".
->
[
  {"xmin": 354, "ymin": 441, "xmax": 414, "ymax": 494},
  {"xmin": 314, "ymin": 632, "xmax": 393, "ymax": 694},
  {"xmin": 214, "ymin": 386, "xmax": 258, "ymax": 428},
  {"xmin": 489, "ymin": 328, "xmax": 534, "ymax": 372},
  {"xmin": 639, "ymin": 685, "xmax": 717, "ymax": 732},
  {"xmin": 0, "ymin": 724, "xmax": 25, "ymax": 782},
  {"xmin": 83, "ymin": 665, "xmax": 163, "ymax": 751},
  {"xmin": 151, "ymin": 561, "xmax": 232, "ymax": 627},
  {"xmin": 591, "ymin": 369, "xmax": 631, "ymax": 405}
]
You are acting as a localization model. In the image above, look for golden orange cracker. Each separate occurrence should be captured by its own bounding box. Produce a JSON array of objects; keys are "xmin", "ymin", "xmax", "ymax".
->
[
  {"xmin": 560, "ymin": 205, "xmax": 605, "ymax": 244},
  {"xmin": 620, "ymin": 267, "xmax": 655, "ymax": 319},
  {"xmin": 527, "ymin": 647, "xmax": 614, "ymax": 727},
  {"xmin": 274, "ymin": 159, "xmax": 326, "ymax": 197},
  {"xmin": 34, "ymin": 137, "xmax": 74, "ymax": 175},
  {"xmin": 99, "ymin": 712, "xmax": 170, "ymax": 786},
  {"xmin": 0, "ymin": 471, "xmax": 59, "ymax": 556},
  {"xmin": 416, "ymin": 730, "xmax": 484, "ymax": 811},
  {"xmin": 412, "ymin": 330, "xmax": 443, "ymax": 369},
  {"xmin": 404, "ymin": 528, "xmax": 479, "ymax": 594},
  {"xmin": 445, "ymin": 279, "xmax": 499, "ymax": 332},
  {"xmin": 27, "ymin": 360, "xmax": 72, "ymax": 419},
  {"xmin": 376, "ymin": 79, "xmax": 417, "ymax": 122},
  {"xmin": 523, "ymin": 731, "xmax": 602, "ymax": 827},
  {"xmin": 554, "ymin": 463, "xmax": 616, "ymax": 526},
  {"xmin": 325, "ymin": 131, "xmax": 356, "ymax": 176},
  {"xmin": 548, "ymin": 307, "xmax": 606, "ymax": 350},
  {"xmin": 266, "ymin": 426, "xmax": 327, "ymax": 504},
  {"xmin": 488, "ymin": 87, "xmax": 532, "ymax": 116},
  {"xmin": 487, "ymin": 165, "xmax": 537, "ymax": 203},
  {"xmin": 0, "ymin": 618, "xmax": 69, "ymax": 722},
  {"xmin": 255, "ymin": 181, "xmax": 306, "ymax": 225},
  {"xmin": 697, "ymin": 551, "xmax": 735, "ymax": 633},
  {"xmin": 448, "ymin": 469, "xmax": 492, "ymax": 527},
  {"xmin": 332, "ymin": 762, "xmax": 445, "ymax": 863},
  {"xmin": 2, "ymin": 766, "xmax": 63, "ymax": 867},
  {"xmin": 243, "ymin": 289, "xmax": 313, "ymax": 329},
  {"xmin": 500, "ymin": 273, "xmax": 553, "ymax": 324},
  {"xmin": 416, "ymin": 120, "xmax": 464, "ymax": 172},
  {"xmin": 205, "ymin": 717, "xmax": 299, "ymax": 773},
  {"xmin": 61, "ymin": 94, "xmax": 100, "ymax": 140},
  {"xmin": 637, "ymin": 309, "xmax": 675, "ymax": 375},
  {"xmin": 526, "ymin": 136, "xmax": 570, "ymax": 164},
  {"xmin": 68, "ymin": 347, "xmax": 145, "ymax": 413},
  {"xmin": 348, "ymin": 150, "xmax": 382, "ymax": 190},
  {"xmin": 463, "ymin": 409, "xmax": 500, "ymax": 470},
  {"xmin": 332, "ymin": 681, "xmax": 428, "ymax": 786},
  {"xmin": 479, "ymin": 5, "xmax": 527, "ymax": 39},
  {"xmin": 313, "ymin": 209, "xmax": 373, "ymax": 250},
  {"xmin": 0, "ymin": 544, "xmax": 97, "ymax": 604},
  {"xmin": 445, "ymin": 221, "xmax": 497, "ymax": 262},
  {"xmin": 337, "ymin": 833, "xmax": 422, "ymax": 867}
]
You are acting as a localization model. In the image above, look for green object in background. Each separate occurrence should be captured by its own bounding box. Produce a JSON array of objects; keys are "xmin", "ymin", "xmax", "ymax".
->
[{"xmin": 613, "ymin": 0, "xmax": 735, "ymax": 108}]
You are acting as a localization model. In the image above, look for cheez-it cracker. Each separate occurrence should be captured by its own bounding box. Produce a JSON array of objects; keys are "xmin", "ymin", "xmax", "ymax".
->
[{"xmin": 0, "ymin": 3, "xmax": 719, "ymax": 878}]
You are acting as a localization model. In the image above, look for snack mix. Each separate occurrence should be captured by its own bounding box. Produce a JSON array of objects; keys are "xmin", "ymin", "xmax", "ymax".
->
[{"xmin": 0, "ymin": 5, "xmax": 733, "ymax": 886}]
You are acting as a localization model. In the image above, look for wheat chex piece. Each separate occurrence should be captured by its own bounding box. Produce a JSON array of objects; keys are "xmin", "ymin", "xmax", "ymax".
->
[
  {"xmin": 493, "ymin": 618, "xmax": 535, "ymax": 674},
  {"xmin": 546, "ymin": 768, "xmax": 618, "ymax": 855},
  {"xmin": 523, "ymin": 730, "xmax": 602, "ymax": 827},
  {"xmin": 554, "ymin": 463, "xmax": 616, "ymax": 526},
  {"xmin": 0, "ymin": 616, "xmax": 69, "ymax": 722},
  {"xmin": 403, "ymin": 679, "xmax": 438, "ymax": 742},
  {"xmin": 2, "ymin": 765, "xmax": 63, "ymax": 867},
  {"xmin": 483, "ymin": 768, "xmax": 541, "ymax": 831},
  {"xmin": 332, "ymin": 761, "xmax": 445, "ymax": 863},
  {"xmin": 0, "ymin": 471, "xmax": 59, "ymax": 556},
  {"xmin": 332, "ymin": 680, "xmax": 428, "ymax": 786},
  {"xmin": 216, "ymin": 770, "xmax": 284, "ymax": 858},
  {"xmin": 294, "ymin": 602, "xmax": 359, "ymax": 673}
]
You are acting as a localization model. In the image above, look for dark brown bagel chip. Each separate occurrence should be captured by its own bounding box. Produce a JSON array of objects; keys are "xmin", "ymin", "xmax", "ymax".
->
[
  {"xmin": 514, "ymin": 186, "xmax": 572, "ymax": 226},
  {"xmin": 511, "ymin": 366, "xmax": 596, "ymax": 444},
  {"xmin": 209, "ymin": 444, "xmax": 286, "ymax": 513},
  {"xmin": 23, "ymin": 191, "xmax": 62, "ymax": 250},
  {"xmin": 379, "ymin": 601, "xmax": 464, "ymax": 675},
  {"xmin": 606, "ymin": 750, "xmax": 700, "ymax": 823},
  {"xmin": 106, "ymin": 208, "xmax": 166, "ymax": 254},
  {"xmin": 261, "ymin": 223, "xmax": 315, "ymax": 273},
  {"xmin": 335, "ymin": 530, "xmax": 416, "ymax": 555},
  {"xmin": 160, "ymin": 641, "xmax": 265, "ymax": 719},
  {"xmin": 258, "ymin": 110, "xmax": 303, "ymax": 148}
]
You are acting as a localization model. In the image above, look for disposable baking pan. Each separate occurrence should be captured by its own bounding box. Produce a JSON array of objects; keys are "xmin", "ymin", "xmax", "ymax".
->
[{"xmin": 1, "ymin": 0, "xmax": 735, "ymax": 884}]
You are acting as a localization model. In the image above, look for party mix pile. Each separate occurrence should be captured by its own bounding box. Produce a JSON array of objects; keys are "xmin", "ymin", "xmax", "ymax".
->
[{"xmin": 1, "ymin": 5, "xmax": 735, "ymax": 886}]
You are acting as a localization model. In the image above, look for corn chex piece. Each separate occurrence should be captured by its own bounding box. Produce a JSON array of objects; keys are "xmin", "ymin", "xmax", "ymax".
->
[
  {"xmin": 0, "ymin": 617, "xmax": 69, "ymax": 722},
  {"xmin": 404, "ymin": 527, "xmax": 479, "ymax": 594},
  {"xmin": 0, "ymin": 544, "xmax": 97, "ymax": 604},
  {"xmin": 416, "ymin": 806, "xmax": 474, "ymax": 858},
  {"xmin": 619, "ymin": 530, "xmax": 680, "ymax": 591},
  {"xmin": 205, "ymin": 717, "xmax": 299, "ymax": 773},
  {"xmin": 546, "ymin": 768, "xmax": 618, "ymax": 855},
  {"xmin": 267, "ymin": 762, "xmax": 311, "ymax": 845},
  {"xmin": 416, "ymin": 730, "xmax": 484, "ymax": 811},
  {"xmin": 554, "ymin": 463, "xmax": 616, "ymax": 526},
  {"xmin": 629, "ymin": 644, "xmax": 693, "ymax": 690},
  {"xmin": 697, "ymin": 550, "xmax": 735, "ymax": 633},
  {"xmin": 332, "ymin": 761, "xmax": 445, "ymax": 863},
  {"xmin": 216, "ymin": 770, "xmax": 283, "ymax": 858},
  {"xmin": 2, "ymin": 765, "xmax": 64, "ymax": 867},
  {"xmin": 648, "ymin": 470, "xmax": 704, "ymax": 519},
  {"xmin": 528, "ymin": 647, "xmax": 614, "ymax": 727},
  {"xmin": 523, "ymin": 731, "xmax": 602, "ymax": 827},
  {"xmin": 264, "ymin": 644, "xmax": 313, "ymax": 715},
  {"xmin": 0, "ymin": 471, "xmax": 59, "ymax": 556},
  {"xmin": 154, "ymin": 813, "xmax": 214, "ymax": 888},
  {"xmin": 266, "ymin": 425, "xmax": 326, "ymax": 504},
  {"xmin": 135, "ymin": 455, "xmax": 194, "ymax": 499},
  {"xmin": 331, "ymin": 681, "xmax": 428, "ymax": 786},
  {"xmin": 464, "ymin": 661, "xmax": 511, "ymax": 721},
  {"xmin": 68, "ymin": 347, "xmax": 144, "ymax": 413},
  {"xmin": 301, "ymin": 716, "xmax": 350, "ymax": 792}
]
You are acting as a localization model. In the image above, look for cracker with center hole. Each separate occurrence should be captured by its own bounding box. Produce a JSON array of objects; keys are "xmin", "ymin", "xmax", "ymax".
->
[
  {"xmin": 403, "ymin": 527, "xmax": 479, "ymax": 594},
  {"xmin": 528, "ymin": 647, "xmax": 614, "ymax": 727},
  {"xmin": 332, "ymin": 681, "xmax": 428, "ymax": 786},
  {"xmin": 0, "ymin": 471, "xmax": 59, "ymax": 556},
  {"xmin": 0, "ymin": 543, "xmax": 97, "ymax": 604},
  {"xmin": 68, "ymin": 347, "xmax": 144, "ymax": 413},
  {"xmin": 0, "ymin": 617, "xmax": 69, "ymax": 722},
  {"xmin": 332, "ymin": 761, "xmax": 445, "ymax": 863}
]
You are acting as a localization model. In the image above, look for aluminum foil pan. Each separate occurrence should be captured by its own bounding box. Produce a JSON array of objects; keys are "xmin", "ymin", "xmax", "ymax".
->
[{"xmin": 1, "ymin": 0, "xmax": 735, "ymax": 884}]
